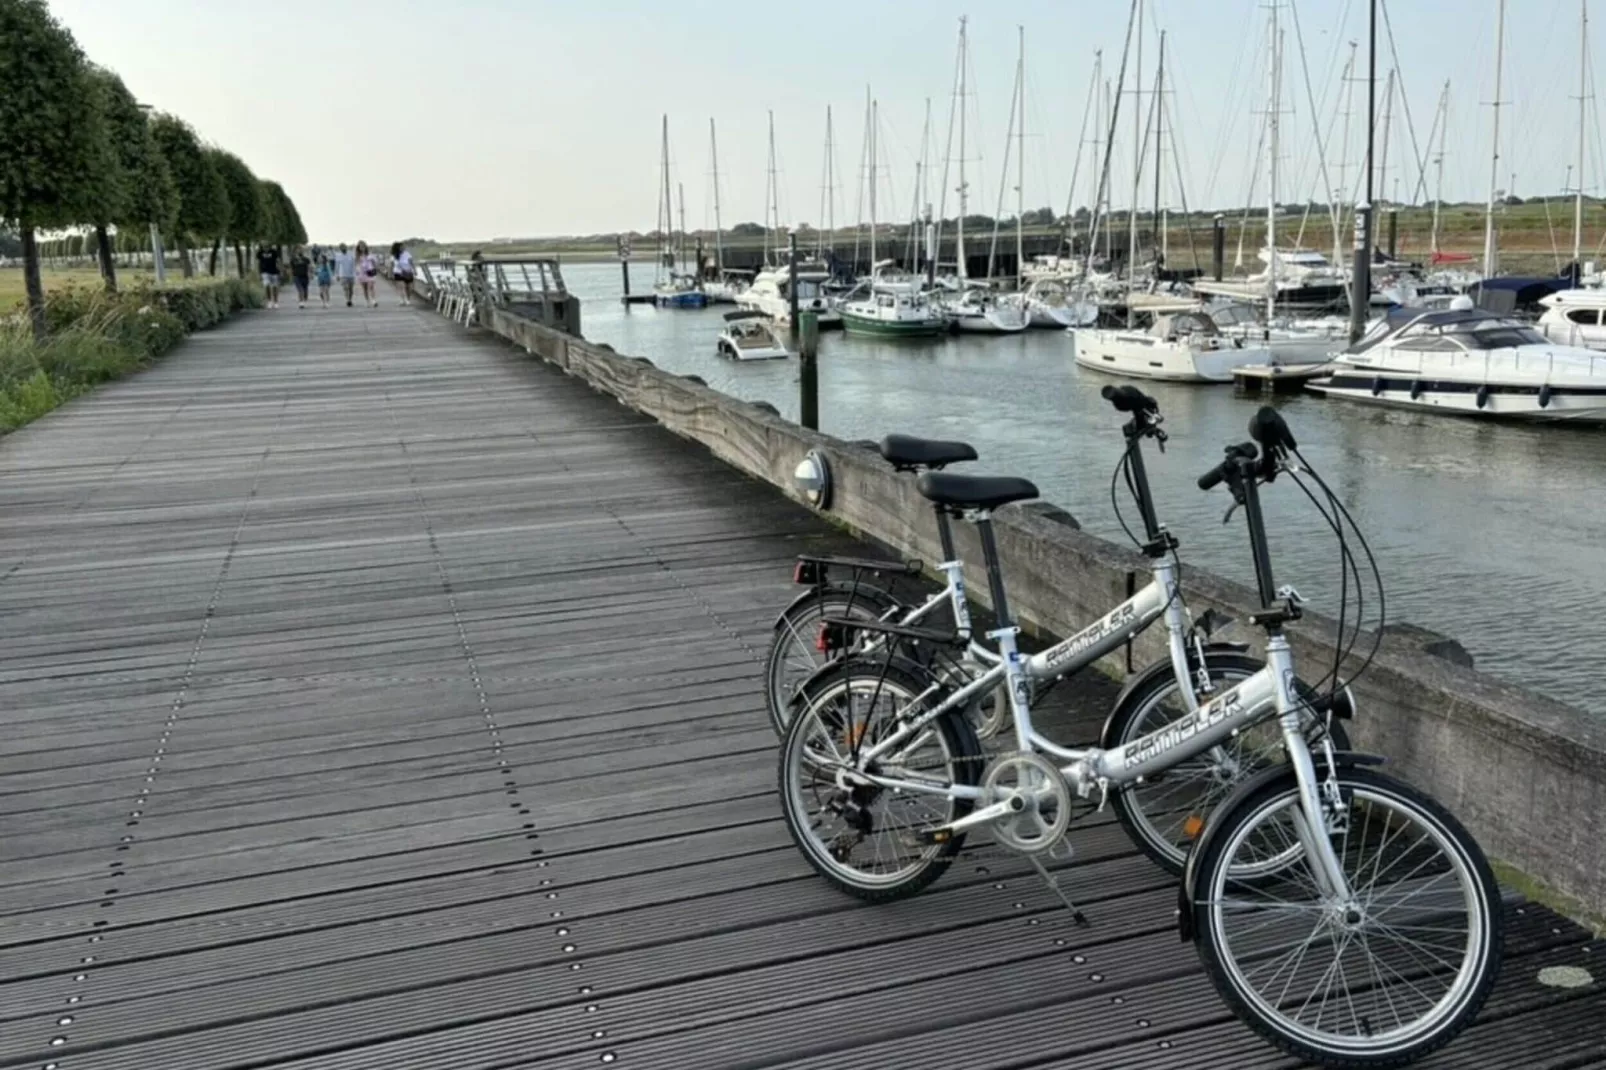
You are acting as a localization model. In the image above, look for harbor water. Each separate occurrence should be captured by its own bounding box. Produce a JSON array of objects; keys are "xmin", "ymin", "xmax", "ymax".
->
[{"xmin": 566, "ymin": 261, "xmax": 1605, "ymax": 714}]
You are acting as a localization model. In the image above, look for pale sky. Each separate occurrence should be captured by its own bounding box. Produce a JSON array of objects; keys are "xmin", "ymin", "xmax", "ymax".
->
[{"xmin": 48, "ymin": 0, "xmax": 1605, "ymax": 244}]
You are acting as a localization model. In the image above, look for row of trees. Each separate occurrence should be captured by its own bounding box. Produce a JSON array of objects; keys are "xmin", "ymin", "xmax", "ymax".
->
[{"xmin": 0, "ymin": 0, "xmax": 307, "ymax": 340}]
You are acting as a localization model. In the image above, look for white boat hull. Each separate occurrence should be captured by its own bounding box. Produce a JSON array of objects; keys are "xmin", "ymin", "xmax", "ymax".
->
[
  {"xmin": 1073, "ymin": 330, "xmax": 1272, "ymax": 382},
  {"xmin": 735, "ymin": 291, "xmax": 840, "ymax": 326},
  {"xmin": 951, "ymin": 305, "xmax": 1030, "ymax": 333},
  {"xmin": 701, "ymin": 281, "xmax": 746, "ymax": 304},
  {"xmin": 1028, "ymin": 299, "xmax": 1099, "ymax": 329},
  {"xmin": 1306, "ymin": 377, "xmax": 1606, "ymax": 422}
]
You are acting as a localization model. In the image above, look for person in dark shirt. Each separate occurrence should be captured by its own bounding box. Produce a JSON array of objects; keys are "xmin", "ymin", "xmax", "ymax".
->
[
  {"xmin": 257, "ymin": 246, "xmax": 281, "ymax": 309},
  {"xmin": 289, "ymin": 246, "xmax": 313, "ymax": 309}
]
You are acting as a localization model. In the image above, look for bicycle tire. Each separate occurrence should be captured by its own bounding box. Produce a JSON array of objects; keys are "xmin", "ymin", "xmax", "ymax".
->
[
  {"xmin": 778, "ymin": 657, "xmax": 982, "ymax": 903},
  {"xmin": 1104, "ymin": 652, "xmax": 1351, "ymax": 876},
  {"xmin": 765, "ymin": 581, "xmax": 900, "ymax": 735},
  {"xmin": 1191, "ymin": 766, "xmax": 1501, "ymax": 1068}
]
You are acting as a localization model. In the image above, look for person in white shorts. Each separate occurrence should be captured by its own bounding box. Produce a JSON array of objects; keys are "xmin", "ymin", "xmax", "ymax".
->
[{"xmin": 257, "ymin": 245, "xmax": 281, "ymax": 309}]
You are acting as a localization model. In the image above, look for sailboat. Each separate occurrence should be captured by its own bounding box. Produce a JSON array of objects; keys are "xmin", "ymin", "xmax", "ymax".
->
[
  {"xmin": 928, "ymin": 18, "xmax": 1028, "ymax": 334},
  {"xmin": 839, "ymin": 92, "xmax": 946, "ymax": 338},
  {"xmin": 735, "ymin": 112, "xmax": 841, "ymax": 327},
  {"xmin": 651, "ymin": 117, "xmax": 707, "ymax": 309},
  {"xmin": 700, "ymin": 118, "xmax": 749, "ymax": 304}
]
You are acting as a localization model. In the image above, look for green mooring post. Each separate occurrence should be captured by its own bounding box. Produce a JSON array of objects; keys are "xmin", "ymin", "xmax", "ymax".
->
[{"xmin": 798, "ymin": 311, "xmax": 819, "ymax": 430}]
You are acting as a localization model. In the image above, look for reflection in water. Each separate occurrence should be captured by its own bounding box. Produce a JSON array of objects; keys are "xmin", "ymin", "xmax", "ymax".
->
[{"xmin": 570, "ymin": 262, "xmax": 1606, "ymax": 713}]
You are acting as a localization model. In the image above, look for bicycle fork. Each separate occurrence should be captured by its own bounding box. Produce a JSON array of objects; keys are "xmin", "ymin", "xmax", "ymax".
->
[{"xmin": 1268, "ymin": 636, "xmax": 1355, "ymax": 904}]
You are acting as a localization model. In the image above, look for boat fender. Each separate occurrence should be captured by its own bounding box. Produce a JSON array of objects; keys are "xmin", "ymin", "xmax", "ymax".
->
[
  {"xmin": 1476, "ymin": 384, "xmax": 1491, "ymax": 409},
  {"xmin": 1539, "ymin": 384, "xmax": 1554, "ymax": 409},
  {"xmin": 1410, "ymin": 380, "xmax": 1423, "ymax": 400},
  {"xmin": 1371, "ymin": 377, "xmax": 1384, "ymax": 397}
]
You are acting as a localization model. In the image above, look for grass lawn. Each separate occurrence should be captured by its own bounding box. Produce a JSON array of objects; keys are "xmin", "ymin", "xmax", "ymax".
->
[{"xmin": 0, "ymin": 268, "xmax": 229, "ymax": 313}]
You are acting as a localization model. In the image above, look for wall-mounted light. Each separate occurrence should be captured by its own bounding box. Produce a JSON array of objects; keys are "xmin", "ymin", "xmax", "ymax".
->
[{"xmin": 793, "ymin": 449, "xmax": 832, "ymax": 510}]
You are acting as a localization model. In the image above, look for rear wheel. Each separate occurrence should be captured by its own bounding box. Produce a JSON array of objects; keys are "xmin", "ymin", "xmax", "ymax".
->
[
  {"xmin": 765, "ymin": 583, "xmax": 898, "ymax": 735},
  {"xmin": 1105, "ymin": 653, "xmax": 1351, "ymax": 875},
  {"xmin": 778, "ymin": 658, "xmax": 981, "ymax": 902},
  {"xmin": 1192, "ymin": 767, "xmax": 1501, "ymax": 1068}
]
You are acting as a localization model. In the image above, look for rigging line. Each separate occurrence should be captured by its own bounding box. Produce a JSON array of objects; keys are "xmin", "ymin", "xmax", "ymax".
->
[
  {"xmin": 1064, "ymin": 55, "xmax": 1102, "ymax": 227},
  {"xmin": 1378, "ymin": 0, "xmax": 1433, "ymax": 204},
  {"xmin": 1165, "ymin": 86, "xmax": 1204, "ymax": 271},
  {"xmin": 1085, "ymin": 0, "xmax": 1143, "ymax": 280},
  {"xmin": 933, "ymin": 26, "xmax": 964, "ymax": 269},
  {"xmin": 989, "ymin": 46, "xmax": 1023, "ymax": 282},
  {"xmin": 1288, "ymin": 0, "xmax": 1344, "ymax": 255}
]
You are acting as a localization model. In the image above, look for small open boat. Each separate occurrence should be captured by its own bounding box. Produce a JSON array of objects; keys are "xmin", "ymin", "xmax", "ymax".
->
[{"xmin": 716, "ymin": 310, "xmax": 791, "ymax": 360}]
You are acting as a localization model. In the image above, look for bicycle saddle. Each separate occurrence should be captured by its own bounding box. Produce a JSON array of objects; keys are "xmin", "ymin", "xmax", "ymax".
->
[
  {"xmin": 915, "ymin": 472, "xmax": 1040, "ymax": 511},
  {"xmin": 879, "ymin": 434, "xmax": 979, "ymax": 471}
]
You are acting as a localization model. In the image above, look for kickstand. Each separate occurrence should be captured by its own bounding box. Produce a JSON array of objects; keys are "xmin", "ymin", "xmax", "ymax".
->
[{"xmin": 1027, "ymin": 855, "xmax": 1090, "ymax": 928}]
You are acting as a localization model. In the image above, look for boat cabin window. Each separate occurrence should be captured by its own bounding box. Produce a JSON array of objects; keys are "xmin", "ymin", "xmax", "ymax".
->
[
  {"xmin": 1566, "ymin": 307, "xmax": 1601, "ymax": 325},
  {"xmin": 1452, "ymin": 325, "xmax": 1548, "ymax": 349},
  {"xmin": 877, "ymin": 294, "xmax": 894, "ymax": 308}
]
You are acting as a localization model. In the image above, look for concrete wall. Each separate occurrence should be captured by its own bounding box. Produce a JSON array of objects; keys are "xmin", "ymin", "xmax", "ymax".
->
[{"xmin": 470, "ymin": 297, "xmax": 1606, "ymax": 922}]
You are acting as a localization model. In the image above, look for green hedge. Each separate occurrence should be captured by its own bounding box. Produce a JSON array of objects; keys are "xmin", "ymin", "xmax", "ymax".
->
[{"xmin": 2, "ymin": 278, "xmax": 261, "ymax": 432}]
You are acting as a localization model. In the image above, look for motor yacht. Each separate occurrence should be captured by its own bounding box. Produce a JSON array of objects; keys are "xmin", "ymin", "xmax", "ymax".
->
[{"xmin": 1307, "ymin": 304, "xmax": 1606, "ymax": 422}]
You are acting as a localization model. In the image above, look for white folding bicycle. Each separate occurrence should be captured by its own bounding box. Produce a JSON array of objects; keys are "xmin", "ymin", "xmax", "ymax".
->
[{"xmin": 777, "ymin": 407, "xmax": 1501, "ymax": 1068}]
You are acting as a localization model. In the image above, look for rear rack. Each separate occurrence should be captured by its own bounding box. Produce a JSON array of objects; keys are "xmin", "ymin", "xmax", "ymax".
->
[{"xmin": 794, "ymin": 554, "xmax": 924, "ymax": 586}]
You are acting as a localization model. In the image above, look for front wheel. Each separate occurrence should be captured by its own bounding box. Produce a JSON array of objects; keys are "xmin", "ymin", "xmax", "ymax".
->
[
  {"xmin": 1105, "ymin": 653, "xmax": 1350, "ymax": 876},
  {"xmin": 1191, "ymin": 766, "xmax": 1502, "ymax": 1068}
]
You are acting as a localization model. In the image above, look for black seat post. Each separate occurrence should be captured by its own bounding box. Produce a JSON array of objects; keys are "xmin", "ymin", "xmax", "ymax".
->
[
  {"xmin": 1124, "ymin": 421, "xmax": 1163, "ymax": 545},
  {"xmin": 972, "ymin": 514, "xmax": 1013, "ymax": 629},
  {"xmin": 932, "ymin": 501, "xmax": 958, "ymax": 561}
]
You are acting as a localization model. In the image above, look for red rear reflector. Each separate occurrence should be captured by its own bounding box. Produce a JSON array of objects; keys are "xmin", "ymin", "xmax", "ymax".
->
[
  {"xmin": 816, "ymin": 625, "xmax": 830, "ymax": 653},
  {"xmin": 793, "ymin": 562, "xmax": 807, "ymax": 584}
]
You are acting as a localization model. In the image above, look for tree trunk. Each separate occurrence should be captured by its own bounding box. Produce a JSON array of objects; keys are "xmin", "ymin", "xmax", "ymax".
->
[
  {"xmin": 96, "ymin": 225, "xmax": 118, "ymax": 293},
  {"xmin": 236, "ymin": 242, "xmax": 247, "ymax": 279},
  {"xmin": 179, "ymin": 237, "xmax": 195, "ymax": 279},
  {"xmin": 21, "ymin": 225, "xmax": 47, "ymax": 344},
  {"xmin": 208, "ymin": 238, "xmax": 221, "ymax": 277}
]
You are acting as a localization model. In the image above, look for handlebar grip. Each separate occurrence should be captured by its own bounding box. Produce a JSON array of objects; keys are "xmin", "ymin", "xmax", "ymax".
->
[
  {"xmin": 1197, "ymin": 464, "xmax": 1228, "ymax": 492},
  {"xmin": 1101, "ymin": 384, "xmax": 1159, "ymax": 415},
  {"xmin": 1198, "ymin": 442, "xmax": 1259, "ymax": 492}
]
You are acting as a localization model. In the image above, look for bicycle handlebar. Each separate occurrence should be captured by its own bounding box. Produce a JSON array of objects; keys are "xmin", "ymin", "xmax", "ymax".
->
[
  {"xmin": 1101, "ymin": 384, "xmax": 1159, "ymax": 416},
  {"xmin": 1197, "ymin": 442, "xmax": 1258, "ymax": 491}
]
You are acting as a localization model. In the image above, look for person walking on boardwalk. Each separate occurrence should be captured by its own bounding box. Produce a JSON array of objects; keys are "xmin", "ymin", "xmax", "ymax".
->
[
  {"xmin": 391, "ymin": 242, "xmax": 416, "ymax": 306},
  {"xmin": 316, "ymin": 255, "xmax": 334, "ymax": 308},
  {"xmin": 289, "ymin": 245, "xmax": 313, "ymax": 309},
  {"xmin": 257, "ymin": 244, "xmax": 281, "ymax": 309},
  {"xmin": 355, "ymin": 241, "xmax": 379, "ymax": 307},
  {"xmin": 333, "ymin": 243, "xmax": 356, "ymax": 307}
]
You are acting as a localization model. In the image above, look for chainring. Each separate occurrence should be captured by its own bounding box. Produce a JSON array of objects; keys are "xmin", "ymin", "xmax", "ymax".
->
[{"xmin": 981, "ymin": 751, "xmax": 1073, "ymax": 855}]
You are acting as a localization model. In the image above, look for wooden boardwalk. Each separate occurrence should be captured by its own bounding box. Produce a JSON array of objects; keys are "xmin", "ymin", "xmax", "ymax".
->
[{"xmin": 0, "ymin": 302, "xmax": 1599, "ymax": 1070}]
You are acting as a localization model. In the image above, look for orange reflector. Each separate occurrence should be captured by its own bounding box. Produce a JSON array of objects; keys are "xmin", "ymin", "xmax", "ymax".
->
[
  {"xmin": 842, "ymin": 723, "xmax": 867, "ymax": 748},
  {"xmin": 1183, "ymin": 815, "xmax": 1206, "ymax": 840}
]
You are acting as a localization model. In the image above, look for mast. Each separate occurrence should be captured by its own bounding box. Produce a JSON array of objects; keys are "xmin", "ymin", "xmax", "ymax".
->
[
  {"xmin": 1016, "ymin": 25, "xmax": 1026, "ymax": 286},
  {"xmin": 1266, "ymin": 2, "xmax": 1280, "ymax": 322},
  {"xmin": 853, "ymin": 89, "xmax": 870, "ymax": 275},
  {"xmin": 1128, "ymin": 0, "xmax": 1144, "ymax": 313},
  {"xmin": 658, "ymin": 114, "xmax": 671, "ymax": 282},
  {"xmin": 765, "ymin": 110, "xmax": 779, "ymax": 265},
  {"xmin": 1153, "ymin": 30, "xmax": 1165, "ymax": 279},
  {"xmin": 956, "ymin": 16, "xmax": 969, "ymax": 284},
  {"xmin": 1576, "ymin": 0, "xmax": 1590, "ymax": 267},
  {"xmin": 819, "ymin": 106, "xmax": 836, "ymax": 259},
  {"xmin": 1349, "ymin": 0, "xmax": 1377, "ymax": 342},
  {"xmin": 1335, "ymin": 41, "xmax": 1358, "ymax": 272},
  {"xmin": 1483, "ymin": 0, "xmax": 1506, "ymax": 279},
  {"xmin": 677, "ymin": 182, "xmax": 687, "ymax": 274},
  {"xmin": 989, "ymin": 25, "xmax": 1023, "ymax": 282},
  {"xmin": 1431, "ymin": 80, "xmax": 1450, "ymax": 253},
  {"xmin": 710, "ymin": 119, "xmax": 724, "ymax": 273},
  {"xmin": 910, "ymin": 98, "xmax": 932, "ymax": 265},
  {"xmin": 1064, "ymin": 52, "xmax": 1102, "ymax": 257},
  {"xmin": 869, "ymin": 94, "xmax": 878, "ymax": 269}
]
